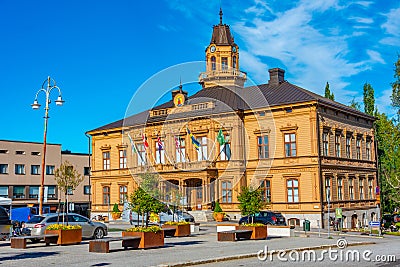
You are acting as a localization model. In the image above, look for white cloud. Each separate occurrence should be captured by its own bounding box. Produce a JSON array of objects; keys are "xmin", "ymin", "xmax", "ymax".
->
[
  {"xmin": 380, "ymin": 7, "xmax": 400, "ymax": 46},
  {"xmin": 366, "ymin": 50, "xmax": 385, "ymax": 64},
  {"xmin": 233, "ymin": 1, "xmax": 370, "ymax": 99},
  {"xmin": 349, "ymin": 17, "xmax": 373, "ymax": 24},
  {"xmin": 239, "ymin": 50, "xmax": 269, "ymax": 84},
  {"xmin": 376, "ymin": 88, "xmax": 395, "ymax": 116}
]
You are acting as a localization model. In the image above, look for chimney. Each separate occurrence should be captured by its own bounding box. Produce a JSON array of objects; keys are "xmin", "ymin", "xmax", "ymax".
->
[{"xmin": 268, "ymin": 68, "xmax": 285, "ymax": 85}]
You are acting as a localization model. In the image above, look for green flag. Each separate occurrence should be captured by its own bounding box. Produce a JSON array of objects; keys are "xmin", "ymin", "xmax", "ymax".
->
[{"xmin": 217, "ymin": 128, "xmax": 225, "ymax": 145}]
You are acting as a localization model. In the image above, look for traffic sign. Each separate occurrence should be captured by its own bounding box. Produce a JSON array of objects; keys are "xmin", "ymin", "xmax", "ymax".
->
[
  {"xmin": 335, "ymin": 208, "xmax": 342, "ymax": 219},
  {"xmin": 369, "ymin": 221, "xmax": 380, "ymax": 227}
]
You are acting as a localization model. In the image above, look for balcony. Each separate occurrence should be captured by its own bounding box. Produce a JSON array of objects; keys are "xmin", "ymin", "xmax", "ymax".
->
[{"xmin": 199, "ymin": 70, "xmax": 247, "ymax": 85}]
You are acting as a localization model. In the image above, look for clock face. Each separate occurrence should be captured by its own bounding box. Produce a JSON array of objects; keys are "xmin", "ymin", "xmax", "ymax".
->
[
  {"xmin": 232, "ymin": 46, "xmax": 237, "ymax": 53},
  {"xmin": 210, "ymin": 46, "xmax": 216, "ymax": 53}
]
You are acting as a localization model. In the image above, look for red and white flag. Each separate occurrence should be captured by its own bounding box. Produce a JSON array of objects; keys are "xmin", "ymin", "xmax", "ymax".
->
[
  {"xmin": 157, "ymin": 135, "xmax": 163, "ymax": 151},
  {"xmin": 142, "ymin": 133, "xmax": 149, "ymax": 150}
]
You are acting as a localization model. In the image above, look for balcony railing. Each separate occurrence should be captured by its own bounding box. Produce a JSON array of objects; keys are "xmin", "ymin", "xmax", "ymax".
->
[{"xmin": 199, "ymin": 69, "xmax": 247, "ymax": 82}]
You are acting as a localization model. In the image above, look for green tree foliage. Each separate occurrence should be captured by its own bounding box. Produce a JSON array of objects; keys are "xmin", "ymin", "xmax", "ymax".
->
[
  {"xmin": 112, "ymin": 203, "xmax": 121, "ymax": 213},
  {"xmin": 363, "ymin": 83, "xmax": 375, "ymax": 115},
  {"xmin": 213, "ymin": 200, "xmax": 223, "ymax": 213},
  {"xmin": 129, "ymin": 172, "xmax": 165, "ymax": 227},
  {"xmin": 349, "ymin": 97, "xmax": 361, "ymax": 111},
  {"xmin": 391, "ymin": 55, "xmax": 400, "ymax": 116},
  {"xmin": 237, "ymin": 186, "xmax": 264, "ymax": 217},
  {"xmin": 324, "ymin": 82, "xmax": 335, "ymax": 101},
  {"xmin": 375, "ymin": 112, "xmax": 400, "ymax": 213}
]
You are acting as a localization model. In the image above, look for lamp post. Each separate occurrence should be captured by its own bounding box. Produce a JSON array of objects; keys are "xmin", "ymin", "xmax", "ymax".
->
[
  {"xmin": 31, "ymin": 76, "xmax": 64, "ymax": 215},
  {"xmin": 327, "ymin": 186, "xmax": 331, "ymax": 238}
]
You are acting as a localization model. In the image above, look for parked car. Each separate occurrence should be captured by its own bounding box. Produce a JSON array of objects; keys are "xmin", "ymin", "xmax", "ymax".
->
[
  {"xmin": 11, "ymin": 206, "xmax": 51, "ymax": 223},
  {"xmin": 239, "ymin": 211, "xmax": 286, "ymax": 226},
  {"xmin": 160, "ymin": 209, "xmax": 195, "ymax": 223},
  {"xmin": 25, "ymin": 213, "xmax": 108, "ymax": 239},
  {"xmin": 0, "ymin": 206, "xmax": 11, "ymax": 240}
]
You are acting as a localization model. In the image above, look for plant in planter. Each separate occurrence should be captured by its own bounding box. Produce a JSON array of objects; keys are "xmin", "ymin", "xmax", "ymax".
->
[
  {"xmin": 213, "ymin": 201, "xmax": 224, "ymax": 222},
  {"xmin": 125, "ymin": 172, "xmax": 165, "ymax": 248},
  {"xmin": 162, "ymin": 221, "xmax": 190, "ymax": 237},
  {"xmin": 45, "ymin": 224, "xmax": 82, "ymax": 245},
  {"xmin": 112, "ymin": 203, "xmax": 122, "ymax": 220},
  {"xmin": 237, "ymin": 186, "xmax": 267, "ymax": 239}
]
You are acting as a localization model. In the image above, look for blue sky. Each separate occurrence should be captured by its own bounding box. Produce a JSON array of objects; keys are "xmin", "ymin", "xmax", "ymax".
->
[{"xmin": 1, "ymin": 0, "xmax": 399, "ymax": 153}]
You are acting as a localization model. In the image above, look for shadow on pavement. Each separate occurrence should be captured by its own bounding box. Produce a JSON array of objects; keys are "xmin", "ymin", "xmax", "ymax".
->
[
  {"xmin": 164, "ymin": 240, "xmax": 205, "ymax": 247},
  {"xmin": 0, "ymin": 251, "xmax": 59, "ymax": 263}
]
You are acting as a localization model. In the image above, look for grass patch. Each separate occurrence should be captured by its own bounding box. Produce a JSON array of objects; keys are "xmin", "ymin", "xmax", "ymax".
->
[
  {"xmin": 108, "ymin": 228, "xmax": 126, "ymax": 232},
  {"xmin": 384, "ymin": 232, "xmax": 400, "ymax": 236}
]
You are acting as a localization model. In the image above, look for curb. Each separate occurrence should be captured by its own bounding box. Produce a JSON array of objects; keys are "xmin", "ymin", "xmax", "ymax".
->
[
  {"xmin": 295, "ymin": 230, "xmax": 385, "ymax": 239},
  {"xmin": 154, "ymin": 241, "xmax": 375, "ymax": 267}
]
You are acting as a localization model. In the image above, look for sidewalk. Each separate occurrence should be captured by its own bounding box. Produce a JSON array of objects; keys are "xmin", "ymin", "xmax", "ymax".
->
[{"xmin": 0, "ymin": 226, "xmax": 379, "ymax": 267}]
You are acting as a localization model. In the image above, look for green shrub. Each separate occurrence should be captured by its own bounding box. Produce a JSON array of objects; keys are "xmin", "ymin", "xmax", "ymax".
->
[
  {"xmin": 47, "ymin": 224, "xmax": 82, "ymax": 230},
  {"xmin": 164, "ymin": 221, "xmax": 190, "ymax": 225},
  {"xmin": 112, "ymin": 203, "xmax": 121, "ymax": 213},
  {"xmin": 240, "ymin": 223, "xmax": 265, "ymax": 227},
  {"xmin": 125, "ymin": 226, "xmax": 162, "ymax": 233},
  {"xmin": 214, "ymin": 201, "xmax": 223, "ymax": 213}
]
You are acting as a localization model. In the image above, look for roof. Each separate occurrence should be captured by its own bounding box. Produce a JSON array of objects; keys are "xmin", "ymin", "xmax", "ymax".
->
[
  {"xmin": 210, "ymin": 9, "xmax": 235, "ymax": 46},
  {"xmin": 88, "ymin": 81, "xmax": 375, "ymax": 134}
]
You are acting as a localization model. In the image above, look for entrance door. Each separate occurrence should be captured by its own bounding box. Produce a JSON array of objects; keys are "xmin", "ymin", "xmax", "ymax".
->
[{"xmin": 185, "ymin": 178, "xmax": 202, "ymax": 210}]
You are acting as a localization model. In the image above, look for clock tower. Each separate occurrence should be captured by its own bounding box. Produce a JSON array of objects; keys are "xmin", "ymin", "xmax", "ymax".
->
[{"xmin": 199, "ymin": 8, "xmax": 247, "ymax": 89}]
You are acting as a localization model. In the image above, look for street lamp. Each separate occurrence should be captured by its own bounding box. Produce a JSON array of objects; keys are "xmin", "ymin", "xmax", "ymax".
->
[
  {"xmin": 326, "ymin": 186, "xmax": 331, "ymax": 238},
  {"xmin": 31, "ymin": 76, "xmax": 64, "ymax": 215}
]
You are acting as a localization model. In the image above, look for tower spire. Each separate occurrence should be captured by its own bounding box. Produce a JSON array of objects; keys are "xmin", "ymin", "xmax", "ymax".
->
[{"xmin": 219, "ymin": 7, "xmax": 223, "ymax": 25}]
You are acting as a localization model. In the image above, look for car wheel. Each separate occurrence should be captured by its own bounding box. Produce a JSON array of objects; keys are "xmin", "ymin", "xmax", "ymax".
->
[{"xmin": 93, "ymin": 228, "xmax": 105, "ymax": 239}]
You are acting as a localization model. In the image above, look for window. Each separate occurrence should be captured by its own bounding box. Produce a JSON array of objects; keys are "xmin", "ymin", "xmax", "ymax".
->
[
  {"xmin": 287, "ymin": 179, "xmax": 299, "ymax": 202},
  {"xmin": 155, "ymin": 141, "xmax": 165, "ymax": 164},
  {"xmin": 368, "ymin": 179, "xmax": 373, "ymax": 199},
  {"xmin": 31, "ymin": 151, "xmax": 40, "ymax": 156},
  {"xmin": 356, "ymin": 137, "xmax": 362, "ymax": 160},
  {"xmin": 47, "ymin": 186, "xmax": 56, "ymax": 198},
  {"xmin": 15, "ymin": 164, "xmax": 25, "ymax": 174},
  {"xmin": 16, "ymin": 151, "xmax": 25, "ymax": 155},
  {"xmin": 0, "ymin": 186, "xmax": 8, "ymax": 198},
  {"xmin": 84, "ymin": 185, "xmax": 91, "ymax": 195},
  {"xmin": 260, "ymin": 179, "xmax": 271, "ymax": 202},
  {"xmin": 346, "ymin": 135, "xmax": 351, "ymax": 158},
  {"xmin": 175, "ymin": 137, "xmax": 186, "ymax": 163},
  {"xmin": 0, "ymin": 150, "xmax": 8, "ymax": 154},
  {"xmin": 0, "ymin": 164, "xmax": 8, "ymax": 174},
  {"xmin": 119, "ymin": 185, "xmax": 128, "ymax": 204},
  {"xmin": 211, "ymin": 56, "xmax": 216, "ymax": 71},
  {"xmin": 349, "ymin": 178, "xmax": 354, "ymax": 200},
  {"xmin": 220, "ymin": 135, "xmax": 231, "ymax": 161},
  {"xmin": 31, "ymin": 165, "xmax": 40, "ymax": 175},
  {"xmin": 325, "ymin": 176, "xmax": 331, "ymax": 201},
  {"xmin": 366, "ymin": 139, "xmax": 371, "ymax": 160},
  {"xmin": 335, "ymin": 133, "xmax": 341, "ymax": 157},
  {"xmin": 29, "ymin": 186, "xmax": 39, "ymax": 198},
  {"xmin": 284, "ymin": 133, "xmax": 297, "ymax": 157},
  {"xmin": 221, "ymin": 57, "xmax": 228, "ymax": 70},
  {"xmin": 337, "ymin": 178, "xmax": 343, "ymax": 200},
  {"xmin": 258, "ymin": 135, "xmax": 269, "ymax": 159},
  {"xmin": 13, "ymin": 186, "xmax": 25, "ymax": 199},
  {"xmin": 67, "ymin": 186, "xmax": 73, "ymax": 195},
  {"xmin": 322, "ymin": 132, "xmax": 329, "ymax": 156},
  {"xmin": 103, "ymin": 151, "xmax": 110, "ymax": 170},
  {"xmin": 359, "ymin": 178, "xmax": 364, "ymax": 200},
  {"xmin": 84, "ymin": 167, "xmax": 90, "ymax": 176},
  {"xmin": 103, "ymin": 186, "xmax": 110, "ymax": 205},
  {"xmin": 221, "ymin": 181, "xmax": 232, "ymax": 203},
  {"xmin": 197, "ymin": 137, "xmax": 208, "ymax": 161},
  {"xmin": 137, "ymin": 143, "xmax": 146, "ymax": 166},
  {"xmin": 46, "ymin": 165, "xmax": 55, "ymax": 175},
  {"xmin": 119, "ymin": 150, "xmax": 127, "ymax": 169},
  {"xmin": 232, "ymin": 56, "xmax": 237, "ymax": 68}
]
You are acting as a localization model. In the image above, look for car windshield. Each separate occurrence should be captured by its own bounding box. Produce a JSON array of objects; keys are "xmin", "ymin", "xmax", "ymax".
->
[{"xmin": 27, "ymin": 215, "xmax": 45, "ymax": 223}]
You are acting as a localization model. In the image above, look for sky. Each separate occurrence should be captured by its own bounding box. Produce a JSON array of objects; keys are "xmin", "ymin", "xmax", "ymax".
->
[{"xmin": 0, "ymin": 0, "xmax": 399, "ymax": 153}]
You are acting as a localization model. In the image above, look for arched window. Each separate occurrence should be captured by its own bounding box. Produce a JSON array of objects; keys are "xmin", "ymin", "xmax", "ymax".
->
[
  {"xmin": 211, "ymin": 56, "xmax": 216, "ymax": 71},
  {"xmin": 233, "ymin": 56, "xmax": 237, "ymax": 69}
]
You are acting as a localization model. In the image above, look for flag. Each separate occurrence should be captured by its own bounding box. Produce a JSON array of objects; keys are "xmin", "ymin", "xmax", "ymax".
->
[
  {"xmin": 127, "ymin": 133, "xmax": 137, "ymax": 153},
  {"xmin": 217, "ymin": 128, "xmax": 225, "ymax": 146},
  {"xmin": 157, "ymin": 135, "xmax": 163, "ymax": 151},
  {"xmin": 142, "ymin": 133, "xmax": 149, "ymax": 150},
  {"xmin": 187, "ymin": 127, "xmax": 200, "ymax": 151},
  {"xmin": 174, "ymin": 136, "xmax": 181, "ymax": 152}
]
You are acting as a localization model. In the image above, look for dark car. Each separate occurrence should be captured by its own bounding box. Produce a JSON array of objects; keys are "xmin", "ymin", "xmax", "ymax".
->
[
  {"xmin": 0, "ymin": 207, "xmax": 10, "ymax": 225},
  {"xmin": 239, "ymin": 211, "xmax": 286, "ymax": 226}
]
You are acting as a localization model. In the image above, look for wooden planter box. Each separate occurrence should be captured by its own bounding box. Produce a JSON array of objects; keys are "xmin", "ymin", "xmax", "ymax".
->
[
  {"xmin": 45, "ymin": 229, "xmax": 82, "ymax": 245},
  {"xmin": 236, "ymin": 225, "xmax": 267, "ymax": 240},
  {"xmin": 122, "ymin": 231, "xmax": 164, "ymax": 249},
  {"xmin": 162, "ymin": 224, "xmax": 190, "ymax": 237}
]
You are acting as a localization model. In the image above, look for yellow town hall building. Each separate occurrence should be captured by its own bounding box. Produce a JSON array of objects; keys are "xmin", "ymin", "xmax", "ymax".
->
[{"xmin": 87, "ymin": 11, "xmax": 378, "ymax": 228}]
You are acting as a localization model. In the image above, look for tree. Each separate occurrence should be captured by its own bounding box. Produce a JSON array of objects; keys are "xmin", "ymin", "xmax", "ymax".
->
[
  {"xmin": 237, "ymin": 186, "xmax": 264, "ymax": 223},
  {"xmin": 349, "ymin": 97, "xmax": 361, "ymax": 111},
  {"xmin": 363, "ymin": 82, "xmax": 375, "ymax": 115},
  {"xmin": 324, "ymin": 82, "xmax": 335, "ymax": 101},
  {"xmin": 391, "ymin": 55, "xmax": 400, "ymax": 117},
  {"xmin": 54, "ymin": 161, "xmax": 84, "ymax": 222},
  {"xmin": 129, "ymin": 172, "xmax": 165, "ymax": 227}
]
